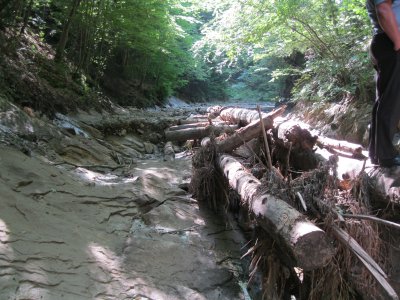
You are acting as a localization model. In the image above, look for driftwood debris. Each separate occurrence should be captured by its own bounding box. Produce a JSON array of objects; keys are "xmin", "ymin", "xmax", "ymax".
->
[
  {"xmin": 165, "ymin": 124, "xmax": 236, "ymax": 142},
  {"xmin": 271, "ymin": 119, "xmax": 322, "ymax": 172},
  {"xmin": 273, "ymin": 119, "xmax": 318, "ymax": 151},
  {"xmin": 168, "ymin": 122, "xmax": 211, "ymax": 131},
  {"xmin": 176, "ymin": 105, "xmax": 400, "ymax": 206},
  {"xmin": 257, "ymin": 105, "xmax": 272, "ymax": 169},
  {"xmin": 317, "ymin": 136, "xmax": 364, "ymax": 157},
  {"xmin": 184, "ymin": 105, "xmax": 400, "ymax": 299},
  {"xmin": 216, "ymin": 106, "xmax": 286, "ymax": 153},
  {"xmin": 217, "ymin": 154, "xmax": 334, "ymax": 270},
  {"xmin": 168, "ymin": 123, "xmax": 237, "ymax": 132},
  {"xmin": 273, "ymin": 119, "xmax": 367, "ymax": 160},
  {"xmin": 332, "ymin": 226, "xmax": 399, "ymax": 300},
  {"xmin": 219, "ymin": 107, "xmax": 274, "ymax": 125},
  {"xmin": 177, "ymin": 117, "xmax": 209, "ymax": 125},
  {"xmin": 341, "ymin": 214, "xmax": 400, "ymax": 231}
]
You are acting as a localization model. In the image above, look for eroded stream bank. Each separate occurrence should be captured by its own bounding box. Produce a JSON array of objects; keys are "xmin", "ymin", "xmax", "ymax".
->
[{"xmin": 0, "ymin": 101, "xmax": 256, "ymax": 299}]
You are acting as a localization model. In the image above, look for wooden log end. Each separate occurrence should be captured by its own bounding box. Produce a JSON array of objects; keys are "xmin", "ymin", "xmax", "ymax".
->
[{"xmin": 290, "ymin": 221, "xmax": 334, "ymax": 270}]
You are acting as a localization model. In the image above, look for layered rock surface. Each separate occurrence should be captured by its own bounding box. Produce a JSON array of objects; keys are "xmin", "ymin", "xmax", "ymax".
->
[{"xmin": 0, "ymin": 101, "xmax": 249, "ymax": 299}]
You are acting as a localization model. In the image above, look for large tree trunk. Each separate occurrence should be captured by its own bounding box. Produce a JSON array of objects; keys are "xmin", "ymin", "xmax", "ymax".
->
[
  {"xmin": 219, "ymin": 107, "xmax": 273, "ymax": 125},
  {"xmin": 55, "ymin": 0, "xmax": 82, "ymax": 62},
  {"xmin": 216, "ymin": 107, "xmax": 285, "ymax": 153},
  {"xmin": 168, "ymin": 123, "xmax": 238, "ymax": 132},
  {"xmin": 273, "ymin": 119, "xmax": 318, "ymax": 151},
  {"xmin": 165, "ymin": 124, "xmax": 236, "ymax": 142},
  {"xmin": 271, "ymin": 120, "xmax": 320, "ymax": 172},
  {"xmin": 19, "ymin": 0, "xmax": 33, "ymax": 34},
  {"xmin": 217, "ymin": 154, "xmax": 334, "ymax": 270},
  {"xmin": 178, "ymin": 117, "xmax": 209, "ymax": 125},
  {"xmin": 317, "ymin": 136, "xmax": 364, "ymax": 157}
]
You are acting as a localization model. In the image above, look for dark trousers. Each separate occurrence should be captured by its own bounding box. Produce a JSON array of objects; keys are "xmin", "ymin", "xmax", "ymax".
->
[{"xmin": 369, "ymin": 33, "xmax": 400, "ymax": 162}]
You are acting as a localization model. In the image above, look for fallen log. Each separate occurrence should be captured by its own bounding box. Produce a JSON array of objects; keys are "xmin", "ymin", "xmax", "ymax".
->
[
  {"xmin": 207, "ymin": 105, "xmax": 225, "ymax": 119},
  {"xmin": 178, "ymin": 117, "xmax": 209, "ymax": 125},
  {"xmin": 217, "ymin": 106, "xmax": 286, "ymax": 153},
  {"xmin": 165, "ymin": 124, "xmax": 236, "ymax": 142},
  {"xmin": 311, "ymin": 147, "xmax": 400, "ymax": 206},
  {"xmin": 220, "ymin": 107, "xmax": 274, "ymax": 125},
  {"xmin": 207, "ymin": 105, "xmax": 224, "ymax": 115},
  {"xmin": 273, "ymin": 119, "xmax": 318, "ymax": 151},
  {"xmin": 271, "ymin": 119, "xmax": 321, "ymax": 172},
  {"xmin": 317, "ymin": 136, "xmax": 365, "ymax": 158},
  {"xmin": 169, "ymin": 122, "xmax": 210, "ymax": 131},
  {"xmin": 217, "ymin": 154, "xmax": 334, "ymax": 270},
  {"xmin": 168, "ymin": 123, "xmax": 238, "ymax": 132},
  {"xmin": 273, "ymin": 120, "xmax": 367, "ymax": 160}
]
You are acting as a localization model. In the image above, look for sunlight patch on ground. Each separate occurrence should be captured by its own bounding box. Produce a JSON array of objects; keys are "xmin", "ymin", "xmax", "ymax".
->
[
  {"xmin": 0, "ymin": 219, "xmax": 14, "ymax": 260},
  {"xmin": 129, "ymin": 219, "xmax": 199, "ymax": 243},
  {"xmin": 72, "ymin": 167, "xmax": 139, "ymax": 185},
  {"xmin": 87, "ymin": 242, "xmax": 173, "ymax": 299},
  {"xmin": 133, "ymin": 167, "xmax": 183, "ymax": 186}
]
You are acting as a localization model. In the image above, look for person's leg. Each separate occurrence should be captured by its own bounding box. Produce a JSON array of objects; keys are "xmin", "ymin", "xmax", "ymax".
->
[
  {"xmin": 375, "ymin": 53, "xmax": 400, "ymax": 163},
  {"xmin": 369, "ymin": 34, "xmax": 400, "ymax": 165},
  {"xmin": 369, "ymin": 100, "xmax": 378, "ymax": 163}
]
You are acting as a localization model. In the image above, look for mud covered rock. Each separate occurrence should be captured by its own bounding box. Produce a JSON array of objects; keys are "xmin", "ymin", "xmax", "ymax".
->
[{"xmin": 0, "ymin": 146, "xmax": 248, "ymax": 299}]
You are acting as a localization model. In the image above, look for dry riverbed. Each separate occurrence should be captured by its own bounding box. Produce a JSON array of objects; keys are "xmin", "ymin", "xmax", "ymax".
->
[{"xmin": 0, "ymin": 100, "xmax": 254, "ymax": 299}]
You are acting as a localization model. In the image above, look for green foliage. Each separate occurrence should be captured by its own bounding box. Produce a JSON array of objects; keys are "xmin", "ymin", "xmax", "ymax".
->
[
  {"xmin": 68, "ymin": 0, "xmax": 214, "ymax": 105},
  {"xmin": 0, "ymin": 0, "xmax": 376, "ymax": 107},
  {"xmin": 193, "ymin": 0, "xmax": 375, "ymax": 103},
  {"xmin": 1, "ymin": 0, "xmax": 215, "ymax": 106},
  {"xmin": 227, "ymin": 56, "xmax": 289, "ymax": 102}
]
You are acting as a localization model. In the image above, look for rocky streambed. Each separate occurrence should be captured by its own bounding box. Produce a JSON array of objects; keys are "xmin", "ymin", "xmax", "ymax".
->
[{"xmin": 0, "ymin": 99, "xmax": 260, "ymax": 299}]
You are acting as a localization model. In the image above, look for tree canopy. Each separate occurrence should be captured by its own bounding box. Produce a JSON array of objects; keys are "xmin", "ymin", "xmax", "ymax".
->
[
  {"xmin": 0, "ymin": 0, "xmax": 376, "ymax": 106},
  {"xmin": 193, "ymin": 0, "xmax": 374, "ymax": 103}
]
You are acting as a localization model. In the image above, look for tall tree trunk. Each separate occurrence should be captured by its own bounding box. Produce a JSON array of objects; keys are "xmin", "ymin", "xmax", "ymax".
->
[
  {"xmin": 139, "ymin": 57, "xmax": 149, "ymax": 89},
  {"xmin": 19, "ymin": 0, "xmax": 33, "ymax": 34},
  {"xmin": 55, "ymin": 0, "xmax": 82, "ymax": 62}
]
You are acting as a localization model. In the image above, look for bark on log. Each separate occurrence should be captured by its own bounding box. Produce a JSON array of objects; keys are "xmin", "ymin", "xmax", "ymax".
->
[
  {"xmin": 217, "ymin": 107, "xmax": 285, "ymax": 153},
  {"xmin": 274, "ymin": 120, "xmax": 318, "ymax": 151},
  {"xmin": 168, "ymin": 123, "xmax": 237, "ymax": 132},
  {"xmin": 169, "ymin": 122, "xmax": 210, "ymax": 131},
  {"xmin": 165, "ymin": 125, "xmax": 236, "ymax": 142},
  {"xmin": 271, "ymin": 120, "xmax": 321, "ymax": 172},
  {"xmin": 207, "ymin": 105, "xmax": 225, "ymax": 119},
  {"xmin": 207, "ymin": 105, "xmax": 224, "ymax": 115},
  {"xmin": 220, "ymin": 107, "xmax": 273, "ymax": 125},
  {"xmin": 274, "ymin": 120, "xmax": 367, "ymax": 160},
  {"xmin": 178, "ymin": 117, "xmax": 209, "ymax": 125},
  {"xmin": 217, "ymin": 154, "xmax": 334, "ymax": 270},
  {"xmin": 317, "ymin": 136, "xmax": 365, "ymax": 157},
  {"xmin": 314, "ymin": 145, "xmax": 400, "ymax": 204}
]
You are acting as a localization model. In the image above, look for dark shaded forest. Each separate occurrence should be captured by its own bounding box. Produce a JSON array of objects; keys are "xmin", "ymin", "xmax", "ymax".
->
[{"xmin": 0, "ymin": 0, "xmax": 374, "ymax": 113}]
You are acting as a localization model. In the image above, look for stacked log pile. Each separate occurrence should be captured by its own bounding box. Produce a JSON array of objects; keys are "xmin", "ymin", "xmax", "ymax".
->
[{"xmin": 164, "ymin": 106, "xmax": 400, "ymax": 299}]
